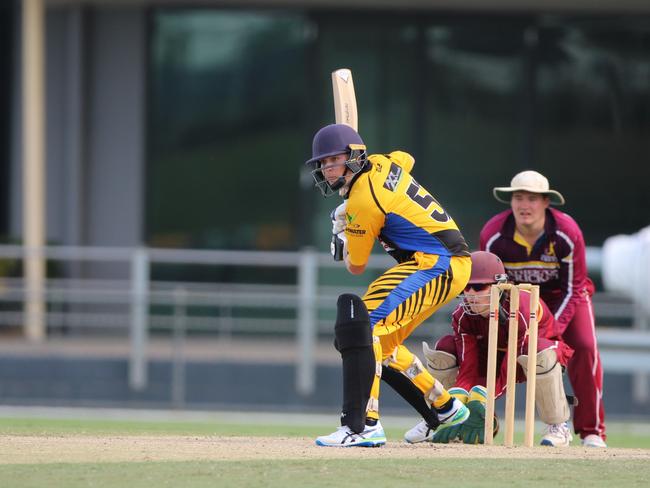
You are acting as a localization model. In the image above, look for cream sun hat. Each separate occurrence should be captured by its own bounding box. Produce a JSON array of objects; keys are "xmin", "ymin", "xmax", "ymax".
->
[{"xmin": 493, "ymin": 170, "xmax": 565, "ymax": 206}]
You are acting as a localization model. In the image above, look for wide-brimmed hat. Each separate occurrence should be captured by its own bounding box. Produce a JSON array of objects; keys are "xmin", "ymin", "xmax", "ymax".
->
[{"xmin": 493, "ymin": 170, "xmax": 565, "ymax": 205}]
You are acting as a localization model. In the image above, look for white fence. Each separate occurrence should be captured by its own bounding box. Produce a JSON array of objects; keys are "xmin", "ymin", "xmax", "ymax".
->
[{"xmin": 0, "ymin": 245, "xmax": 647, "ymax": 400}]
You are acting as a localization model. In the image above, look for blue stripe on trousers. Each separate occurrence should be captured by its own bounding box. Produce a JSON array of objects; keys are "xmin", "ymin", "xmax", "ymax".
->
[{"xmin": 369, "ymin": 255, "xmax": 451, "ymax": 328}]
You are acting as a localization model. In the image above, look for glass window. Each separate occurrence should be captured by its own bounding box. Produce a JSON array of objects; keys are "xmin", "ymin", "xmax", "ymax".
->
[
  {"xmin": 309, "ymin": 13, "xmax": 425, "ymax": 251},
  {"xmin": 421, "ymin": 17, "xmax": 531, "ymax": 248},
  {"xmin": 535, "ymin": 17, "xmax": 650, "ymax": 243},
  {"xmin": 148, "ymin": 9, "xmax": 650, "ymax": 256},
  {"xmin": 148, "ymin": 10, "xmax": 313, "ymax": 251}
]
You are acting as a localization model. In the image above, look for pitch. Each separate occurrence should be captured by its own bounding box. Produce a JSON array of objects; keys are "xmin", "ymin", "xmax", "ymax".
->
[{"xmin": 1, "ymin": 412, "xmax": 649, "ymax": 487}]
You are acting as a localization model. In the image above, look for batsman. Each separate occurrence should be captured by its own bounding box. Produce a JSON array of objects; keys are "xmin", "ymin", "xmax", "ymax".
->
[{"xmin": 305, "ymin": 123, "xmax": 472, "ymax": 447}]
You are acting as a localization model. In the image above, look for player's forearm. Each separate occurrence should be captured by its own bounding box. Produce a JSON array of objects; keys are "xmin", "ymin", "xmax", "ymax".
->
[{"xmin": 345, "ymin": 255, "xmax": 366, "ymax": 275}]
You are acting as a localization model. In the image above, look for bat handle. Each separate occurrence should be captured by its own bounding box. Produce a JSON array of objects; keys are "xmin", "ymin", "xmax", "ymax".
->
[{"xmin": 332, "ymin": 234, "xmax": 345, "ymax": 261}]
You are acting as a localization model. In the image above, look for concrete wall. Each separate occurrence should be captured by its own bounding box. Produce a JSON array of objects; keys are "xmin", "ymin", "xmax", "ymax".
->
[
  {"xmin": 0, "ymin": 354, "xmax": 646, "ymax": 418},
  {"xmin": 11, "ymin": 5, "xmax": 145, "ymax": 249}
]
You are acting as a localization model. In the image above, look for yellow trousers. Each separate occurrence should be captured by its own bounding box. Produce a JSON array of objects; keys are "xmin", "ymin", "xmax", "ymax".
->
[{"xmin": 363, "ymin": 253, "xmax": 471, "ymax": 420}]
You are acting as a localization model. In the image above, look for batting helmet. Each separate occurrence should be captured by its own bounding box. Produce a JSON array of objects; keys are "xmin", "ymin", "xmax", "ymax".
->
[
  {"xmin": 468, "ymin": 251, "xmax": 508, "ymax": 284},
  {"xmin": 305, "ymin": 124, "xmax": 368, "ymax": 197}
]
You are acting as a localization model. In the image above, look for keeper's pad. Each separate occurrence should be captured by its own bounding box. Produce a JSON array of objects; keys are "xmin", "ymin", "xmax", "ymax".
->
[
  {"xmin": 422, "ymin": 342, "xmax": 459, "ymax": 389},
  {"xmin": 335, "ymin": 294, "xmax": 375, "ymax": 434},
  {"xmin": 382, "ymin": 365, "xmax": 440, "ymax": 430},
  {"xmin": 517, "ymin": 349, "xmax": 570, "ymax": 425}
]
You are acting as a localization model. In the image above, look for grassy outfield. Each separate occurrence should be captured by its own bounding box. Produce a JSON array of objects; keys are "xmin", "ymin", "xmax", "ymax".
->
[
  {"xmin": 1, "ymin": 416, "xmax": 650, "ymax": 448},
  {"xmin": 1, "ymin": 416, "xmax": 649, "ymax": 488},
  {"xmin": 1, "ymin": 459, "xmax": 649, "ymax": 488}
]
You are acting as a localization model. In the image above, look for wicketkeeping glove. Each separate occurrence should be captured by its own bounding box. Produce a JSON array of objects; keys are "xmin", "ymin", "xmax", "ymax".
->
[
  {"xmin": 458, "ymin": 399, "xmax": 487, "ymax": 444},
  {"xmin": 458, "ymin": 385, "xmax": 499, "ymax": 444},
  {"xmin": 432, "ymin": 423, "xmax": 462, "ymax": 443}
]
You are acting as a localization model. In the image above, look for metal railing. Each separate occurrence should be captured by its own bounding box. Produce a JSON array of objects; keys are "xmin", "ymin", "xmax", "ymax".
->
[{"xmin": 0, "ymin": 244, "xmax": 647, "ymax": 402}]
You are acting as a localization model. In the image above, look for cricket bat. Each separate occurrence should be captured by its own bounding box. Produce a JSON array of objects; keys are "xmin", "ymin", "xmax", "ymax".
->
[
  {"xmin": 330, "ymin": 69, "xmax": 357, "ymax": 261},
  {"xmin": 331, "ymin": 68, "xmax": 358, "ymax": 131}
]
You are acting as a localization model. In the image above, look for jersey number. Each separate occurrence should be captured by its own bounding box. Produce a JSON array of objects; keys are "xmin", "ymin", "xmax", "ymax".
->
[{"xmin": 406, "ymin": 180, "xmax": 450, "ymax": 223}]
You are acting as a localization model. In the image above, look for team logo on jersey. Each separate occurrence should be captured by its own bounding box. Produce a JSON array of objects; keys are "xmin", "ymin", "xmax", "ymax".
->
[
  {"xmin": 383, "ymin": 163, "xmax": 403, "ymax": 191},
  {"xmin": 346, "ymin": 212, "xmax": 356, "ymax": 224},
  {"xmin": 540, "ymin": 242, "xmax": 557, "ymax": 263}
]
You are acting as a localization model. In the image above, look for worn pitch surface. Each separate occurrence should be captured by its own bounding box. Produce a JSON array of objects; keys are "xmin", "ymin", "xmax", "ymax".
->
[{"xmin": 2, "ymin": 435, "xmax": 649, "ymax": 464}]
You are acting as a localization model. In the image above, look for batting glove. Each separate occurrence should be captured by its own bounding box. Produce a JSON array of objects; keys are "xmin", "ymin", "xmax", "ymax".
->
[
  {"xmin": 330, "ymin": 202, "xmax": 347, "ymax": 235},
  {"xmin": 331, "ymin": 232, "xmax": 348, "ymax": 262}
]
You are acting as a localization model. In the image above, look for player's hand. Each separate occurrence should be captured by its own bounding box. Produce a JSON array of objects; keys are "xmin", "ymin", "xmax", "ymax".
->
[
  {"xmin": 331, "ymin": 232, "xmax": 348, "ymax": 262},
  {"xmin": 330, "ymin": 202, "xmax": 347, "ymax": 235}
]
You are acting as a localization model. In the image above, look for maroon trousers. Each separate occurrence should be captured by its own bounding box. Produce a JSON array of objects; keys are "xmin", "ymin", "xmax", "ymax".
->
[{"xmin": 560, "ymin": 295, "xmax": 606, "ymax": 439}]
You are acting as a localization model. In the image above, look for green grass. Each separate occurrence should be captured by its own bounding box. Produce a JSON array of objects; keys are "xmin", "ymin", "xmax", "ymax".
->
[
  {"xmin": 1, "ymin": 459, "xmax": 649, "ymax": 488},
  {"xmin": 1, "ymin": 416, "xmax": 649, "ymax": 487},
  {"xmin": 1, "ymin": 417, "xmax": 649, "ymax": 448}
]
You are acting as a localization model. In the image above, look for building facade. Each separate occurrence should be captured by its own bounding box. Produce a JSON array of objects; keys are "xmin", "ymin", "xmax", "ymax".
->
[{"xmin": 3, "ymin": 1, "xmax": 650, "ymax": 255}]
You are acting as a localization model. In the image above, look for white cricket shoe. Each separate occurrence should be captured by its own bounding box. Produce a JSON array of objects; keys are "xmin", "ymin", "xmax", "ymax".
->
[
  {"xmin": 582, "ymin": 434, "xmax": 607, "ymax": 448},
  {"xmin": 540, "ymin": 422, "xmax": 573, "ymax": 447},
  {"xmin": 315, "ymin": 421, "xmax": 386, "ymax": 447},
  {"xmin": 404, "ymin": 420, "xmax": 435, "ymax": 444},
  {"xmin": 437, "ymin": 397, "xmax": 470, "ymax": 427}
]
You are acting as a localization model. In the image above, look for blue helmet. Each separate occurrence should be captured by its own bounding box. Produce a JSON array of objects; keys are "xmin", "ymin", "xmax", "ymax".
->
[{"xmin": 305, "ymin": 124, "xmax": 368, "ymax": 197}]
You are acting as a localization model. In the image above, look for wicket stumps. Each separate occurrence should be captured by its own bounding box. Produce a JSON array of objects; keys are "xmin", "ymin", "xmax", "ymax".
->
[{"xmin": 483, "ymin": 283, "xmax": 540, "ymax": 447}]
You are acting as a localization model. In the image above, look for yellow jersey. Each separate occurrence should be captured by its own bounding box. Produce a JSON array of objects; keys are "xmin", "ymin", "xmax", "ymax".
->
[{"xmin": 344, "ymin": 151, "xmax": 469, "ymax": 267}]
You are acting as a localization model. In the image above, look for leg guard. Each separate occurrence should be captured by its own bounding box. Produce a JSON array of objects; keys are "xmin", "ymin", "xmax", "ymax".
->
[
  {"xmin": 517, "ymin": 349, "xmax": 570, "ymax": 425},
  {"xmin": 385, "ymin": 344, "xmax": 450, "ymax": 409},
  {"xmin": 335, "ymin": 294, "xmax": 375, "ymax": 434},
  {"xmin": 382, "ymin": 365, "xmax": 439, "ymax": 430},
  {"xmin": 423, "ymin": 342, "xmax": 459, "ymax": 389}
]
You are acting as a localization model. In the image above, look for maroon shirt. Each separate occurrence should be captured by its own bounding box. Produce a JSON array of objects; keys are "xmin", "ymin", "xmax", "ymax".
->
[
  {"xmin": 480, "ymin": 208, "xmax": 594, "ymax": 332},
  {"xmin": 450, "ymin": 294, "xmax": 565, "ymax": 394}
]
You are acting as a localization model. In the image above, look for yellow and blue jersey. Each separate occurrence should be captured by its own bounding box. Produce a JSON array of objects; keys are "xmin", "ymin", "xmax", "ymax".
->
[{"xmin": 344, "ymin": 151, "xmax": 469, "ymax": 267}]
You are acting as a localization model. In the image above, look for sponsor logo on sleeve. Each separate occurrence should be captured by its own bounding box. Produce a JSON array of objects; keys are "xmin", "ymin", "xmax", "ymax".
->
[
  {"xmin": 383, "ymin": 163, "xmax": 403, "ymax": 191},
  {"xmin": 344, "ymin": 211, "xmax": 366, "ymax": 236}
]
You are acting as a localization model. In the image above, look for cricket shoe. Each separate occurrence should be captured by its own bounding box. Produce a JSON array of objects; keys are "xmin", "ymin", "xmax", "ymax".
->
[
  {"xmin": 437, "ymin": 397, "xmax": 470, "ymax": 427},
  {"xmin": 315, "ymin": 421, "xmax": 386, "ymax": 447},
  {"xmin": 581, "ymin": 434, "xmax": 607, "ymax": 448},
  {"xmin": 404, "ymin": 420, "xmax": 435, "ymax": 444},
  {"xmin": 540, "ymin": 422, "xmax": 573, "ymax": 447}
]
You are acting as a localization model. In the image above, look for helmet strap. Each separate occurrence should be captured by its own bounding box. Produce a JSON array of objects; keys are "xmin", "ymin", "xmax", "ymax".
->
[{"xmin": 329, "ymin": 175, "xmax": 347, "ymax": 192}]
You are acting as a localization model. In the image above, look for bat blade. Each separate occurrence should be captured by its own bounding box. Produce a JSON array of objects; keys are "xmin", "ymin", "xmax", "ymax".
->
[{"xmin": 331, "ymin": 68, "xmax": 358, "ymax": 131}]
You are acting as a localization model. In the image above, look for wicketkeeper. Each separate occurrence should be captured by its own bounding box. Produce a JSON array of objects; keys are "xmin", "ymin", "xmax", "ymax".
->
[
  {"xmin": 304, "ymin": 124, "xmax": 472, "ymax": 447},
  {"xmin": 405, "ymin": 251, "xmax": 575, "ymax": 446}
]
